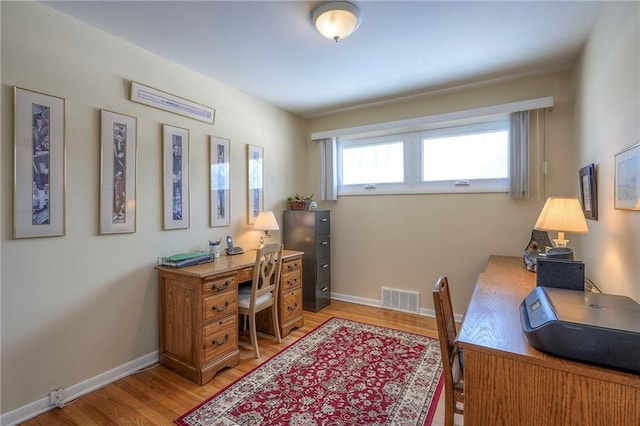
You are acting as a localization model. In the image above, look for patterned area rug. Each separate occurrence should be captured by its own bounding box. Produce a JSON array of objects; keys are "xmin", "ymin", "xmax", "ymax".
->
[{"xmin": 176, "ymin": 317, "xmax": 443, "ymax": 426}]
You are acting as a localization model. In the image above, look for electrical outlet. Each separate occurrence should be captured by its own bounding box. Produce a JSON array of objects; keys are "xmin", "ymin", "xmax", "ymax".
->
[{"xmin": 49, "ymin": 388, "xmax": 65, "ymax": 408}]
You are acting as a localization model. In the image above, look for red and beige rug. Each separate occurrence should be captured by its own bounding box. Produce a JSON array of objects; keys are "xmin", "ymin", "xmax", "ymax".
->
[{"xmin": 176, "ymin": 317, "xmax": 443, "ymax": 426}]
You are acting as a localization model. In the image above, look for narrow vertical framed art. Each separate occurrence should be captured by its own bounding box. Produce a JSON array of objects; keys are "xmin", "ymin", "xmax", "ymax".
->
[
  {"xmin": 210, "ymin": 136, "xmax": 231, "ymax": 227},
  {"xmin": 579, "ymin": 163, "xmax": 597, "ymax": 220},
  {"xmin": 247, "ymin": 144, "xmax": 264, "ymax": 225},
  {"xmin": 13, "ymin": 87, "xmax": 66, "ymax": 239},
  {"xmin": 100, "ymin": 110, "xmax": 137, "ymax": 234},
  {"xmin": 162, "ymin": 124, "xmax": 190, "ymax": 229}
]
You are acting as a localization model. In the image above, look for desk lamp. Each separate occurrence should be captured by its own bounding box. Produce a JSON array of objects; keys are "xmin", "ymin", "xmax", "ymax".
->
[
  {"xmin": 534, "ymin": 197, "xmax": 589, "ymax": 247},
  {"xmin": 254, "ymin": 211, "xmax": 279, "ymax": 248}
]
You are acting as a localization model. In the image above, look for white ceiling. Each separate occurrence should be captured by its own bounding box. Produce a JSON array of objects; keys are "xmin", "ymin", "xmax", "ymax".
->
[{"xmin": 42, "ymin": 1, "xmax": 603, "ymax": 118}]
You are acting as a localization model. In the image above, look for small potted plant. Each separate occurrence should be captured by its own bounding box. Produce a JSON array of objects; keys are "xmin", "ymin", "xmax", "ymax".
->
[{"xmin": 287, "ymin": 193, "xmax": 313, "ymax": 210}]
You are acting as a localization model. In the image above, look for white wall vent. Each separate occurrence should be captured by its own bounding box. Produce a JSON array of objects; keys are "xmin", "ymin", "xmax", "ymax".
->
[{"xmin": 381, "ymin": 287, "xmax": 420, "ymax": 314}]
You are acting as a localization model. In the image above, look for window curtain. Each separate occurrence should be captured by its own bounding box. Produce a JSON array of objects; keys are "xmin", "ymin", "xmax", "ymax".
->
[
  {"xmin": 317, "ymin": 137, "xmax": 337, "ymax": 201},
  {"xmin": 509, "ymin": 111, "xmax": 529, "ymax": 198}
]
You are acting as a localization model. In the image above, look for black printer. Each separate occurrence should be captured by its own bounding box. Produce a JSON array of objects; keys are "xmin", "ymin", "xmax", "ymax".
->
[{"xmin": 520, "ymin": 286, "xmax": 640, "ymax": 374}]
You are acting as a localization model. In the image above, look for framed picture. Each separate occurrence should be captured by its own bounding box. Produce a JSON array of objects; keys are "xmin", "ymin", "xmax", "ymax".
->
[
  {"xmin": 614, "ymin": 143, "xmax": 640, "ymax": 211},
  {"xmin": 130, "ymin": 81, "xmax": 215, "ymax": 124},
  {"xmin": 247, "ymin": 144, "xmax": 264, "ymax": 225},
  {"xmin": 13, "ymin": 87, "xmax": 65, "ymax": 238},
  {"xmin": 100, "ymin": 110, "xmax": 137, "ymax": 234},
  {"xmin": 210, "ymin": 136, "xmax": 231, "ymax": 227},
  {"xmin": 579, "ymin": 163, "xmax": 597, "ymax": 220},
  {"xmin": 162, "ymin": 124, "xmax": 190, "ymax": 229}
]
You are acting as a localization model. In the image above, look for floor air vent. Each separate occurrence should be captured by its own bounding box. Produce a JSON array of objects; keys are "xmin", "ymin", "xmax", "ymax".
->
[{"xmin": 381, "ymin": 287, "xmax": 420, "ymax": 314}]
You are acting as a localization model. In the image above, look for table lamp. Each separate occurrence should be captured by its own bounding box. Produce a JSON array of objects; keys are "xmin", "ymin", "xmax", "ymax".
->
[
  {"xmin": 254, "ymin": 211, "xmax": 279, "ymax": 248},
  {"xmin": 534, "ymin": 197, "xmax": 589, "ymax": 247}
]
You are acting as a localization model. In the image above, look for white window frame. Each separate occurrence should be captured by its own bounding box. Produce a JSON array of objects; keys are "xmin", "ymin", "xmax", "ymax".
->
[
  {"xmin": 338, "ymin": 134, "xmax": 410, "ymax": 194},
  {"xmin": 337, "ymin": 116, "xmax": 509, "ymax": 196}
]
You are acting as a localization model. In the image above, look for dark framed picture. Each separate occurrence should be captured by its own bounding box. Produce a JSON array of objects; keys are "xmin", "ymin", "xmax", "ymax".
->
[
  {"xmin": 614, "ymin": 143, "xmax": 640, "ymax": 211},
  {"xmin": 579, "ymin": 163, "xmax": 598, "ymax": 220},
  {"xmin": 13, "ymin": 87, "xmax": 66, "ymax": 238}
]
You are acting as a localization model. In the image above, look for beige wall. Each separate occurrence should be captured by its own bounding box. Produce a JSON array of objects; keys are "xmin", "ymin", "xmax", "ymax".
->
[
  {"xmin": 3, "ymin": 0, "xmax": 638, "ymax": 420},
  {"xmin": 0, "ymin": 2, "xmax": 307, "ymax": 414},
  {"xmin": 308, "ymin": 72, "xmax": 577, "ymax": 315},
  {"xmin": 573, "ymin": 1, "xmax": 640, "ymax": 302}
]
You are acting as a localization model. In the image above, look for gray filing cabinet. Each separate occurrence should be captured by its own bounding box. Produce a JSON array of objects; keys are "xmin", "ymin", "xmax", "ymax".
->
[{"xmin": 283, "ymin": 210, "xmax": 331, "ymax": 312}]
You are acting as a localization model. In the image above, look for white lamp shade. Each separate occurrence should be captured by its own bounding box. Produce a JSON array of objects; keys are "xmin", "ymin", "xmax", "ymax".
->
[
  {"xmin": 254, "ymin": 211, "xmax": 280, "ymax": 231},
  {"xmin": 313, "ymin": 2, "xmax": 362, "ymax": 41},
  {"xmin": 534, "ymin": 197, "xmax": 589, "ymax": 234}
]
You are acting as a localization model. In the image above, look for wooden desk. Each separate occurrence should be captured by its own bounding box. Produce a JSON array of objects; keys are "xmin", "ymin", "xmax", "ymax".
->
[
  {"xmin": 457, "ymin": 255, "xmax": 640, "ymax": 425},
  {"xmin": 156, "ymin": 249, "xmax": 304, "ymax": 385}
]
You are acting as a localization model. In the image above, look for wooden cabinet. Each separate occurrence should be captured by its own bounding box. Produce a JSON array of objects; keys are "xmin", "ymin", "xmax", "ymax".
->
[
  {"xmin": 279, "ymin": 257, "xmax": 304, "ymax": 335},
  {"xmin": 156, "ymin": 250, "xmax": 303, "ymax": 385},
  {"xmin": 457, "ymin": 256, "xmax": 640, "ymax": 425},
  {"xmin": 283, "ymin": 210, "xmax": 331, "ymax": 312},
  {"xmin": 158, "ymin": 269, "xmax": 239, "ymax": 385},
  {"xmin": 256, "ymin": 255, "xmax": 304, "ymax": 337}
]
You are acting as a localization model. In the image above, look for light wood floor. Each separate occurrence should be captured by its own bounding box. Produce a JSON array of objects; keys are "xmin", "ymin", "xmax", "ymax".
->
[{"xmin": 20, "ymin": 300, "xmax": 456, "ymax": 425}]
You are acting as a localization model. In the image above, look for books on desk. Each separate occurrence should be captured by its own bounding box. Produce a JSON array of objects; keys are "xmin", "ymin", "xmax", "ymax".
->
[{"xmin": 158, "ymin": 251, "xmax": 213, "ymax": 268}]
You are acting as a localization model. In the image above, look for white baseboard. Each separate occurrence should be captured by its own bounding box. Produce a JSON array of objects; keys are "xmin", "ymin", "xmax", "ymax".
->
[
  {"xmin": 1, "ymin": 294, "xmax": 460, "ymax": 426},
  {"xmin": 1, "ymin": 351, "xmax": 159, "ymax": 426},
  {"xmin": 331, "ymin": 291, "xmax": 381, "ymax": 308},
  {"xmin": 330, "ymin": 292, "xmax": 463, "ymax": 322}
]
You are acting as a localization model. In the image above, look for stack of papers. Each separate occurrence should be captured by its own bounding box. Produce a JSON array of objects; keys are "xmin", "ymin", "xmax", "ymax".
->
[{"xmin": 158, "ymin": 251, "xmax": 213, "ymax": 268}]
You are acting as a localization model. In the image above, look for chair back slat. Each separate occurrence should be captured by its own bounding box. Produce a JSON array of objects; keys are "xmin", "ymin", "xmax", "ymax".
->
[
  {"xmin": 433, "ymin": 275, "xmax": 464, "ymax": 425},
  {"xmin": 239, "ymin": 243, "xmax": 284, "ymax": 358},
  {"xmin": 434, "ymin": 277, "xmax": 458, "ymax": 365},
  {"xmin": 251, "ymin": 243, "xmax": 283, "ymax": 303}
]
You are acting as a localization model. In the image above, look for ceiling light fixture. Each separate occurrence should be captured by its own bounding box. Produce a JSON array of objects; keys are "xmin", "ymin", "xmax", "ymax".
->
[{"xmin": 312, "ymin": 1, "xmax": 362, "ymax": 42}]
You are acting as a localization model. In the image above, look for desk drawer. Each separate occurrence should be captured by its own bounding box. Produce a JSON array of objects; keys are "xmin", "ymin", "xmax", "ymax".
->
[
  {"xmin": 283, "ymin": 257, "xmax": 302, "ymax": 274},
  {"xmin": 202, "ymin": 275, "xmax": 236, "ymax": 296},
  {"xmin": 203, "ymin": 291, "xmax": 237, "ymax": 322},
  {"xmin": 236, "ymin": 267, "xmax": 254, "ymax": 284},
  {"xmin": 281, "ymin": 288, "xmax": 302, "ymax": 324},
  {"xmin": 281, "ymin": 269, "xmax": 301, "ymax": 292},
  {"xmin": 203, "ymin": 315, "xmax": 237, "ymax": 363}
]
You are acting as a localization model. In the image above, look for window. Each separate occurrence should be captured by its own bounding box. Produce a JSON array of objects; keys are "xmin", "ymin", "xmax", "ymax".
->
[
  {"xmin": 341, "ymin": 137, "xmax": 404, "ymax": 185},
  {"xmin": 337, "ymin": 116, "xmax": 509, "ymax": 195}
]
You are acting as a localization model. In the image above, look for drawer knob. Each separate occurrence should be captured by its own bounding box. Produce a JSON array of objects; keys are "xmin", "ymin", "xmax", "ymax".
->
[
  {"xmin": 321, "ymin": 218, "xmax": 328, "ymax": 222},
  {"xmin": 212, "ymin": 333, "xmax": 229, "ymax": 346},
  {"xmin": 287, "ymin": 303, "xmax": 298, "ymax": 311},
  {"xmin": 212, "ymin": 300, "xmax": 230, "ymax": 312},
  {"xmin": 321, "ymin": 241, "xmax": 328, "ymax": 246},
  {"xmin": 321, "ymin": 264, "xmax": 329, "ymax": 269},
  {"xmin": 321, "ymin": 286, "xmax": 329, "ymax": 292},
  {"xmin": 212, "ymin": 281, "xmax": 229, "ymax": 291}
]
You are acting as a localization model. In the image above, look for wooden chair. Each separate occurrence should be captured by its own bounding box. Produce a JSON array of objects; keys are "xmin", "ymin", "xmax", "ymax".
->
[
  {"xmin": 238, "ymin": 243, "xmax": 283, "ymax": 358},
  {"xmin": 433, "ymin": 276, "xmax": 464, "ymax": 426}
]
